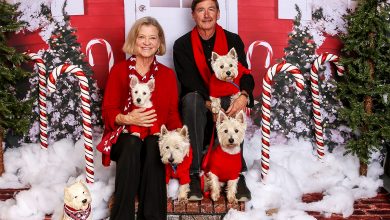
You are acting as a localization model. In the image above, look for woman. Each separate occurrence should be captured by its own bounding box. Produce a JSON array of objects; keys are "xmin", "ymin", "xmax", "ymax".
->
[{"xmin": 99, "ymin": 17, "xmax": 181, "ymax": 220}]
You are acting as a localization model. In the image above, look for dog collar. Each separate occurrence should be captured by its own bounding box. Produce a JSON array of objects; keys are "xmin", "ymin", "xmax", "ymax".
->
[
  {"xmin": 64, "ymin": 203, "xmax": 91, "ymax": 220},
  {"xmin": 171, "ymin": 164, "xmax": 178, "ymax": 174}
]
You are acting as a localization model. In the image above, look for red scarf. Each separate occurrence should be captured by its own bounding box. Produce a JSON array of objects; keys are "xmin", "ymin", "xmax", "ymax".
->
[
  {"xmin": 97, "ymin": 56, "xmax": 159, "ymax": 166},
  {"xmin": 64, "ymin": 204, "xmax": 91, "ymax": 220},
  {"xmin": 191, "ymin": 24, "xmax": 228, "ymax": 87}
]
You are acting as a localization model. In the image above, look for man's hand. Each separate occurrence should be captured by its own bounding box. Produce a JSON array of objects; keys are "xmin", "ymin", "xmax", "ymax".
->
[
  {"xmin": 115, "ymin": 108, "xmax": 157, "ymax": 127},
  {"xmin": 226, "ymin": 95, "xmax": 248, "ymax": 117}
]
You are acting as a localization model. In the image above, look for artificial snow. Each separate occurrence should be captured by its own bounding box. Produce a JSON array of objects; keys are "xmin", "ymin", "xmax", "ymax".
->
[{"xmin": 0, "ymin": 117, "xmax": 384, "ymax": 220}]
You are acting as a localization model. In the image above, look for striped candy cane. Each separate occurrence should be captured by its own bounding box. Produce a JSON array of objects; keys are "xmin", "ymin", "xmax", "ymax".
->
[
  {"xmin": 27, "ymin": 53, "xmax": 49, "ymax": 149},
  {"xmin": 47, "ymin": 64, "xmax": 94, "ymax": 183},
  {"xmin": 246, "ymin": 40, "xmax": 273, "ymax": 69},
  {"xmin": 310, "ymin": 53, "xmax": 344, "ymax": 160},
  {"xmin": 86, "ymin": 38, "xmax": 114, "ymax": 72},
  {"xmin": 261, "ymin": 62, "xmax": 304, "ymax": 183}
]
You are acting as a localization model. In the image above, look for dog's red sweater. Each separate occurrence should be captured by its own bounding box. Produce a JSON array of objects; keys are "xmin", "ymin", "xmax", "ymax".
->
[
  {"xmin": 209, "ymin": 63, "xmax": 250, "ymax": 98},
  {"xmin": 206, "ymin": 145, "xmax": 241, "ymax": 182},
  {"xmin": 128, "ymin": 106, "xmax": 160, "ymax": 140},
  {"xmin": 165, "ymin": 147, "xmax": 193, "ymax": 185}
]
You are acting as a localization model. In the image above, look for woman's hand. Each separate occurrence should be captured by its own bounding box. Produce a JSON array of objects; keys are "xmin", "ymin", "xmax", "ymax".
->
[
  {"xmin": 115, "ymin": 108, "xmax": 157, "ymax": 127},
  {"xmin": 226, "ymin": 95, "xmax": 248, "ymax": 117}
]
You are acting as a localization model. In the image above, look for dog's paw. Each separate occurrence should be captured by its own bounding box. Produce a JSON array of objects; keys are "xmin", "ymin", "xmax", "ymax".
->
[
  {"xmin": 226, "ymin": 194, "xmax": 238, "ymax": 204},
  {"xmin": 210, "ymin": 191, "xmax": 220, "ymax": 201},
  {"xmin": 177, "ymin": 195, "xmax": 189, "ymax": 204}
]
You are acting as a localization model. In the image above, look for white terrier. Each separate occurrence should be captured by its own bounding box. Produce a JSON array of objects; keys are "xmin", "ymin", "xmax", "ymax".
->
[
  {"xmin": 209, "ymin": 47, "xmax": 241, "ymax": 114},
  {"xmin": 128, "ymin": 76, "xmax": 159, "ymax": 139},
  {"xmin": 204, "ymin": 110, "xmax": 246, "ymax": 203},
  {"xmin": 62, "ymin": 180, "xmax": 92, "ymax": 220},
  {"xmin": 159, "ymin": 125, "xmax": 192, "ymax": 202}
]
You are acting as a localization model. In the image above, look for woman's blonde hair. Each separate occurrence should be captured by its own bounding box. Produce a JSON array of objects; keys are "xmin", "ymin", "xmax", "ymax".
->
[{"xmin": 122, "ymin": 16, "xmax": 166, "ymax": 56}]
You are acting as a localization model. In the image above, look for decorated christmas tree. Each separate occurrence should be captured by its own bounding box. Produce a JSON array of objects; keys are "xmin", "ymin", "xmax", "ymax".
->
[
  {"xmin": 269, "ymin": 5, "xmax": 315, "ymax": 141},
  {"xmin": 337, "ymin": 0, "xmax": 390, "ymax": 174},
  {"xmin": 27, "ymin": 3, "xmax": 102, "ymax": 144},
  {"xmin": 0, "ymin": 0, "xmax": 32, "ymax": 174}
]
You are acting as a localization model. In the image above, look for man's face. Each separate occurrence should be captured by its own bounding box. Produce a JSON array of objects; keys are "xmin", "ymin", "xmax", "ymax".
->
[{"xmin": 192, "ymin": 0, "xmax": 220, "ymax": 32}]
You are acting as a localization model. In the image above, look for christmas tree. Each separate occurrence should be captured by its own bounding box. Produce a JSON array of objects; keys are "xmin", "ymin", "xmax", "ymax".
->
[
  {"xmin": 27, "ymin": 3, "xmax": 102, "ymax": 144},
  {"xmin": 337, "ymin": 0, "xmax": 390, "ymax": 174},
  {"xmin": 270, "ymin": 5, "xmax": 315, "ymax": 141},
  {"xmin": 0, "ymin": 0, "xmax": 32, "ymax": 174}
]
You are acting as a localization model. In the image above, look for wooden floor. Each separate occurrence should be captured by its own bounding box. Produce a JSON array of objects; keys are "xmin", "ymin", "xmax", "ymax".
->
[{"xmin": 1, "ymin": 188, "xmax": 390, "ymax": 219}]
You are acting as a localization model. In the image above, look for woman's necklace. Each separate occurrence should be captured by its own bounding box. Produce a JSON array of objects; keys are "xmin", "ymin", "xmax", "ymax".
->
[{"xmin": 136, "ymin": 62, "xmax": 151, "ymax": 76}]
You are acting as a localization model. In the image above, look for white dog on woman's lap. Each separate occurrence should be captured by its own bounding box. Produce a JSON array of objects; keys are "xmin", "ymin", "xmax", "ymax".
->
[
  {"xmin": 159, "ymin": 125, "xmax": 192, "ymax": 203},
  {"xmin": 62, "ymin": 180, "xmax": 92, "ymax": 220}
]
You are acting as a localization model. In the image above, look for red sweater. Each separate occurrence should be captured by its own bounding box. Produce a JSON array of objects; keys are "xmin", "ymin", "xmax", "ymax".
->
[
  {"xmin": 127, "ymin": 106, "xmax": 160, "ymax": 140},
  {"xmin": 165, "ymin": 147, "xmax": 193, "ymax": 185},
  {"xmin": 206, "ymin": 145, "xmax": 241, "ymax": 182},
  {"xmin": 209, "ymin": 63, "xmax": 251, "ymax": 98},
  {"xmin": 101, "ymin": 60, "xmax": 182, "ymax": 165}
]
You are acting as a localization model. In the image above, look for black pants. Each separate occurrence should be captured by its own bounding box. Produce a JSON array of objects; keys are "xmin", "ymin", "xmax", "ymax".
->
[
  {"xmin": 180, "ymin": 92, "xmax": 247, "ymax": 174},
  {"xmin": 110, "ymin": 134, "xmax": 166, "ymax": 220}
]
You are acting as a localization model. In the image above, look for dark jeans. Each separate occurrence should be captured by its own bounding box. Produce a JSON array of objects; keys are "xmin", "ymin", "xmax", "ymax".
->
[
  {"xmin": 110, "ymin": 134, "xmax": 166, "ymax": 220},
  {"xmin": 180, "ymin": 92, "xmax": 247, "ymax": 174}
]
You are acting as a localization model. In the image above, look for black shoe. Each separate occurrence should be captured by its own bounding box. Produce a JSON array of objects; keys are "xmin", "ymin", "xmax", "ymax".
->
[
  {"xmin": 188, "ymin": 173, "xmax": 203, "ymax": 201},
  {"xmin": 236, "ymin": 174, "xmax": 251, "ymax": 202}
]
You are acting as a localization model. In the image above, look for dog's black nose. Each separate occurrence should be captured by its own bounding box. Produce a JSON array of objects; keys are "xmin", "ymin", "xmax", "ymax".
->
[
  {"xmin": 136, "ymin": 98, "xmax": 141, "ymax": 103},
  {"xmin": 168, "ymin": 158, "xmax": 174, "ymax": 163},
  {"xmin": 82, "ymin": 199, "xmax": 87, "ymax": 204},
  {"xmin": 229, "ymin": 138, "xmax": 234, "ymax": 144},
  {"xmin": 226, "ymin": 71, "xmax": 231, "ymax": 76}
]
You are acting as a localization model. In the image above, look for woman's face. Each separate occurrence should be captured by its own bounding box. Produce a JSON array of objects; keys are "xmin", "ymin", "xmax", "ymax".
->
[{"xmin": 135, "ymin": 25, "xmax": 160, "ymax": 58}]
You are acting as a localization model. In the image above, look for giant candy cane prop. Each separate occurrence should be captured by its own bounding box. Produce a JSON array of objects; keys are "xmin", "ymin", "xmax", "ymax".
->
[
  {"xmin": 86, "ymin": 38, "xmax": 114, "ymax": 72},
  {"xmin": 47, "ymin": 64, "xmax": 94, "ymax": 183},
  {"xmin": 261, "ymin": 62, "xmax": 304, "ymax": 183},
  {"xmin": 27, "ymin": 53, "xmax": 49, "ymax": 149},
  {"xmin": 246, "ymin": 40, "xmax": 273, "ymax": 69},
  {"xmin": 310, "ymin": 53, "xmax": 344, "ymax": 159}
]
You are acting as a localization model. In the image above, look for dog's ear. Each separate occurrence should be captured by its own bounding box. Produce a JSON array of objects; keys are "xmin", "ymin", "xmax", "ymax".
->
[
  {"xmin": 211, "ymin": 51, "xmax": 219, "ymax": 64},
  {"xmin": 147, "ymin": 78, "xmax": 155, "ymax": 92},
  {"xmin": 180, "ymin": 125, "xmax": 188, "ymax": 139},
  {"xmin": 160, "ymin": 124, "xmax": 168, "ymax": 136},
  {"xmin": 228, "ymin": 48, "xmax": 237, "ymax": 60},
  {"xmin": 64, "ymin": 187, "xmax": 71, "ymax": 204},
  {"xmin": 130, "ymin": 76, "xmax": 139, "ymax": 89},
  {"xmin": 217, "ymin": 111, "xmax": 228, "ymax": 125},
  {"xmin": 235, "ymin": 110, "xmax": 246, "ymax": 124}
]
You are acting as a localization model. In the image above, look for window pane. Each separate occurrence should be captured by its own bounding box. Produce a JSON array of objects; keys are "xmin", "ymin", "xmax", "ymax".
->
[
  {"xmin": 150, "ymin": 0, "xmax": 180, "ymax": 7},
  {"xmin": 182, "ymin": 0, "xmax": 192, "ymax": 8}
]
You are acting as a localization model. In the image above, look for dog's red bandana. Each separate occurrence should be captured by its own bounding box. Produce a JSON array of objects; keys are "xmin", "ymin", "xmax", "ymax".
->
[
  {"xmin": 96, "ymin": 56, "xmax": 159, "ymax": 166},
  {"xmin": 191, "ymin": 24, "xmax": 228, "ymax": 88},
  {"xmin": 165, "ymin": 147, "xmax": 193, "ymax": 185},
  {"xmin": 64, "ymin": 204, "xmax": 91, "ymax": 220}
]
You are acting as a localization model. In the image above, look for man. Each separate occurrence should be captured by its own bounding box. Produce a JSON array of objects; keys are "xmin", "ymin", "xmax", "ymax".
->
[{"xmin": 173, "ymin": 0, "xmax": 254, "ymax": 201}]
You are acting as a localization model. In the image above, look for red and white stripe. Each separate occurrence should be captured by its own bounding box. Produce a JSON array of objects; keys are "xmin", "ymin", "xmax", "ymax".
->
[
  {"xmin": 47, "ymin": 64, "xmax": 94, "ymax": 183},
  {"xmin": 27, "ymin": 53, "xmax": 49, "ymax": 149},
  {"xmin": 310, "ymin": 53, "xmax": 344, "ymax": 160},
  {"xmin": 246, "ymin": 40, "xmax": 273, "ymax": 69},
  {"xmin": 86, "ymin": 38, "xmax": 114, "ymax": 72},
  {"xmin": 261, "ymin": 62, "xmax": 304, "ymax": 183}
]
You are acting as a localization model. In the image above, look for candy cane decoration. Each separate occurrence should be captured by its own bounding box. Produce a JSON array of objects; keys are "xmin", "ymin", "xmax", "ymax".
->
[
  {"xmin": 246, "ymin": 40, "xmax": 273, "ymax": 69},
  {"xmin": 86, "ymin": 38, "xmax": 114, "ymax": 72},
  {"xmin": 27, "ymin": 53, "xmax": 48, "ymax": 149},
  {"xmin": 261, "ymin": 62, "xmax": 304, "ymax": 183},
  {"xmin": 310, "ymin": 53, "xmax": 344, "ymax": 160},
  {"xmin": 47, "ymin": 64, "xmax": 94, "ymax": 183}
]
